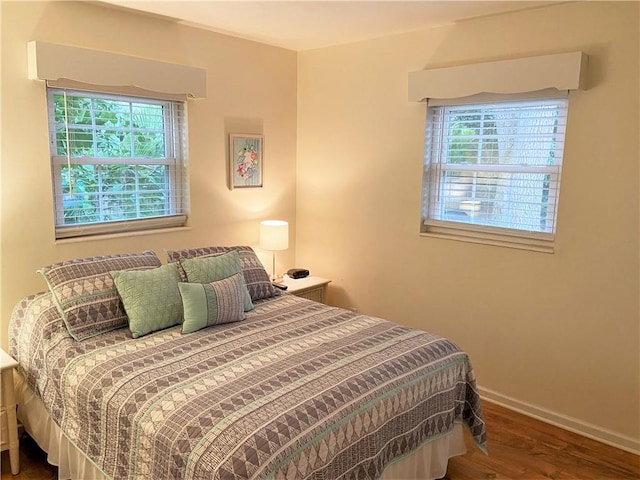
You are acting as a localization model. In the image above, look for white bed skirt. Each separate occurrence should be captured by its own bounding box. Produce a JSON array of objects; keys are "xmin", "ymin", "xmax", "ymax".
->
[
  {"xmin": 16, "ymin": 373, "xmax": 106, "ymax": 480},
  {"xmin": 15, "ymin": 373, "xmax": 466, "ymax": 480}
]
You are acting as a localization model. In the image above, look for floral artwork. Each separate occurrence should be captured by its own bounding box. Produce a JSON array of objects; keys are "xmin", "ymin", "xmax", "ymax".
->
[
  {"xmin": 236, "ymin": 144, "xmax": 258, "ymax": 180},
  {"xmin": 229, "ymin": 134, "xmax": 263, "ymax": 188}
]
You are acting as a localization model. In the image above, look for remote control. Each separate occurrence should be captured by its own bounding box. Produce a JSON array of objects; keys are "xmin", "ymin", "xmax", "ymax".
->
[{"xmin": 272, "ymin": 282, "xmax": 288, "ymax": 290}]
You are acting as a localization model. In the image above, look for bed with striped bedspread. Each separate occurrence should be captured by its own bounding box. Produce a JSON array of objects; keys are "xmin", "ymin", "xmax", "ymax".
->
[{"xmin": 10, "ymin": 291, "xmax": 486, "ymax": 479}]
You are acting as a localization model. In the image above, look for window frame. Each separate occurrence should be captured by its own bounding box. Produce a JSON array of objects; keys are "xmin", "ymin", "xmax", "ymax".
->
[
  {"xmin": 47, "ymin": 88, "xmax": 188, "ymax": 239},
  {"xmin": 420, "ymin": 94, "xmax": 569, "ymax": 253}
]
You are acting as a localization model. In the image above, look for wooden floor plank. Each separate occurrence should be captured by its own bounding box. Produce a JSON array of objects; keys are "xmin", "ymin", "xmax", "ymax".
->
[
  {"xmin": 2, "ymin": 401, "xmax": 638, "ymax": 479},
  {"xmin": 445, "ymin": 401, "xmax": 640, "ymax": 480}
]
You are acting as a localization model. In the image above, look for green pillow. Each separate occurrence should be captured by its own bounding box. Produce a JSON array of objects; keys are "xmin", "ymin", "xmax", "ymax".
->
[
  {"xmin": 179, "ymin": 251, "xmax": 253, "ymax": 312},
  {"xmin": 179, "ymin": 273, "xmax": 247, "ymax": 334},
  {"xmin": 111, "ymin": 262, "xmax": 183, "ymax": 338}
]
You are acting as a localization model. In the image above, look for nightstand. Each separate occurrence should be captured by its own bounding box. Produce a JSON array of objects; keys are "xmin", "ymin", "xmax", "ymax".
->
[
  {"xmin": 281, "ymin": 275, "xmax": 331, "ymax": 304},
  {"xmin": 1, "ymin": 348, "xmax": 19, "ymax": 475}
]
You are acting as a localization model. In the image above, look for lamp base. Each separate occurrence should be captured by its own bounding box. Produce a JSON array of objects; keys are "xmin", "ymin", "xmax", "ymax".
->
[{"xmin": 270, "ymin": 252, "xmax": 282, "ymax": 283}]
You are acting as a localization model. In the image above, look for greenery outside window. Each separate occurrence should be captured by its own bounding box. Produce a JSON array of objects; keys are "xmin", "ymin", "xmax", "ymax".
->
[
  {"xmin": 421, "ymin": 96, "xmax": 569, "ymax": 252},
  {"xmin": 47, "ymin": 88, "xmax": 187, "ymax": 239}
]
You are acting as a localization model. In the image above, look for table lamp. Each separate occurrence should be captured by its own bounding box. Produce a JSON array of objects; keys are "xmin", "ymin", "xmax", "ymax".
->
[{"xmin": 259, "ymin": 220, "xmax": 289, "ymax": 281}]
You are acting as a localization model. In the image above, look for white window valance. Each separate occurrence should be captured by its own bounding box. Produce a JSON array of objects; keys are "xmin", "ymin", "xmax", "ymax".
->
[
  {"xmin": 28, "ymin": 41, "xmax": 206, "ymax": 101},
  {"xmin": 408, "ymin": 51, "xmax": 588, "ymax": 102}
]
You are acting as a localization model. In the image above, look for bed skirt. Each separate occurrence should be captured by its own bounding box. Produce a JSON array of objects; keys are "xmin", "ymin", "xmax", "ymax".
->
[{"xmin": 15, "ymin": 372, "xmax": 466, "ymax": 480}]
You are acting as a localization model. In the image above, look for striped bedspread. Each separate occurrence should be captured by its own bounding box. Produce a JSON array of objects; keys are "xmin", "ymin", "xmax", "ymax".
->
[{"xmin": 10, "ymin": 291, "xmax": 486, "ymax": 479}]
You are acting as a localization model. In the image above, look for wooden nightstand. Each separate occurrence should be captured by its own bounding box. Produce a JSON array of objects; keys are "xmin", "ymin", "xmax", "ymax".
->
[
  {"xmin": 1, "ymin": 348, "xmax": 19, "ymax": 475},
  {"xmin": 281, "ymin": 275, "xmax": 331, "ymax": 304}
]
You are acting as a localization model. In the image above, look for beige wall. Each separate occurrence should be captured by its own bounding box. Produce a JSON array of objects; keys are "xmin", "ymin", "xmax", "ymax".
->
[
  {"xmin": 0, "ymin": 1, "xmax": 297, "ymax": 348},
  {"xmin": 297, "ymin": 2, "xmax": 639, "ymax": 446}
]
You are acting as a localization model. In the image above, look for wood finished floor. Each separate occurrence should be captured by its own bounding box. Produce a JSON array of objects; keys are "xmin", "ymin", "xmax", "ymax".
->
[{"xmin": 1, "ymin": 401, "xmax": 638, "ymax": 479}]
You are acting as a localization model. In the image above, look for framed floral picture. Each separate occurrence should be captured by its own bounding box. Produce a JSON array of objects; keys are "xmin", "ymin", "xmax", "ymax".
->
[{"xmin": 229, "ymin": 134, "xmax": 264, "ymax": 189}]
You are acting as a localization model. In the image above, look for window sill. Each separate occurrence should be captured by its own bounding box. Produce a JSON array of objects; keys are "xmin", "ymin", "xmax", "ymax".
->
[
  {"xmin": 420, "ymin": 226, "xmax": 555, "ymax": 254},
  {"xmin": 55, "ymin": 226, "xmax": 192, "ymax": 244}
]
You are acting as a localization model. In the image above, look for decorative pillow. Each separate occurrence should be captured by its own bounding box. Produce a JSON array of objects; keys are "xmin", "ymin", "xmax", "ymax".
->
[
  {"xmin": 37, "ymin": 251, "xmax": 162, "ymax": 341},
  {"xmin": 111, "ymin": 263, "xmax": 183, "ymax": 339},
  {"xmin": 178, "ymin": 273, "xmax": 247, "ymax": 334},
  {"xmin": 166, "ymin": 246, "xmax": 277, "ymax": 301},
  {"xmin": 180, "ymin": 251, "xmax": 253, "ymax": 312}
]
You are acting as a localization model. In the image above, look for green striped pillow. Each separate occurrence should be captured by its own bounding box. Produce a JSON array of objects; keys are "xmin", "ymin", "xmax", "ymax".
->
[
  {"xmin": 179, "ymin": 251, "xmax": 254, "ymax": 312},
  {"xmin": 179, "ymin": 273, "xmax": 247, "ymax": 334}
]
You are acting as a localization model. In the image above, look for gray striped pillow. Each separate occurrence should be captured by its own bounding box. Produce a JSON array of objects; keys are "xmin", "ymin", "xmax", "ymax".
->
[
  {"xmin": 178, "ymin": 273, "xmax": 247, "ymax": 334},
  {"xmin": 38, "ymin": 251, "xmax": 162, "ymax": 340}
]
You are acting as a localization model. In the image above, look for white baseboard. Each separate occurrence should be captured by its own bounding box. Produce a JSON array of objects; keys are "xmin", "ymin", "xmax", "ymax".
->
[{"xmin": 478, "ymin": 386, "xmax": 640, "ymax": 455}]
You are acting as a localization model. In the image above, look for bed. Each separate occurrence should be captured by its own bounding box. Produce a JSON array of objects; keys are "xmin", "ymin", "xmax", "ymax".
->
[{"xmin": 8, "ymin": 247, "xmax": 487, "ymax": 480}]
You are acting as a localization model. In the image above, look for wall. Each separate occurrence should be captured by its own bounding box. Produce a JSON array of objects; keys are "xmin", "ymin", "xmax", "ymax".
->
[
  {"xmin": 297, "ymin": 2, "xmax": 639, "ymax": 449},
  {"xmin": 0, "ymin": 1, "xmax": 297, "ymax": 348}
]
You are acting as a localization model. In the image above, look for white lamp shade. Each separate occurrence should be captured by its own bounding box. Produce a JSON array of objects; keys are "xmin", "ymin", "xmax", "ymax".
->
[{"xmin": 260, "ymin": 220, "xmax": 289, "ymax": 251}]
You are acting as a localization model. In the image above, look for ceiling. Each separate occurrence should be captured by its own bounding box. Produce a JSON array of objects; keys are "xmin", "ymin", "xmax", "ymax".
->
[{"xmin": 99, "ymin": 1, "xmax": 557, "ymax": 51}]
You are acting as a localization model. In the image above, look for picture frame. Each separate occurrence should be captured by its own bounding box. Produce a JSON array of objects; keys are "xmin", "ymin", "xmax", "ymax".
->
[{"xmin": 229, "ymin": 133, "xmax": 264, "ymax": 189}]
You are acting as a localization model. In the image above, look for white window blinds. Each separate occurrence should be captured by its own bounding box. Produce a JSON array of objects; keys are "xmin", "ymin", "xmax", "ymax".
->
[
  {"xmin": 422, "ymin": 96, "xmax": 568, "ymax": 244},
  {"xmin": 48, "ymin": 88, "xmax": 188, "ymax": 239}
]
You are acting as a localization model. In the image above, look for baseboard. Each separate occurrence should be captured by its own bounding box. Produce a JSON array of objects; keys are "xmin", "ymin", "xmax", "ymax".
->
[{"xmin": 478, "ymin": 386, "xmax": 640, "ymax": 455}]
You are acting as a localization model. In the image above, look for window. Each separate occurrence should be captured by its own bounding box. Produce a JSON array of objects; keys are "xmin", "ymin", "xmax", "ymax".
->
[
  {"xmin": 47, "ymin": 88, "xmax": 187, "ymax": 239},
  {"xmin": 421, "ymin": 96, "xmax": 568, "ymax": 251}
]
